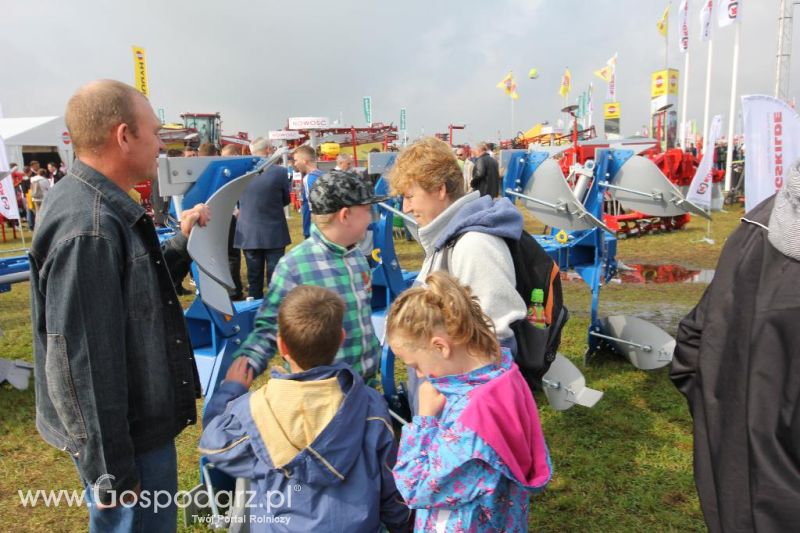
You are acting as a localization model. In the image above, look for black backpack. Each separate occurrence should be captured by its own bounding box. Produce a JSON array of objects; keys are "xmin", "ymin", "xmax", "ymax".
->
[{"xmin": 443, "ymin": 230, "xmax": 568, "ymax": 391}]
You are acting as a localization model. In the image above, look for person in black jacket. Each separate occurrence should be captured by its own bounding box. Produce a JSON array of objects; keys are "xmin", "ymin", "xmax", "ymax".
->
[
  {"xmin": 470, "ymin": 142, "xmax": 500, "ymax": 198},
  {"xmin": 671, "ymin": 160, "xmax": 800, "ymax": 533},
  {"xmin": 47, "ymin": 161, "xmax": 65, "ymax": 185}
]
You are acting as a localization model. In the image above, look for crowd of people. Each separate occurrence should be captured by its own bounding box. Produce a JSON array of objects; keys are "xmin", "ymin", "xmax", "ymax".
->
[
  {"xmin": 24, "ymin": 77, "xmax": 799, "ymax": 532},
  {"xmin": 8, "ymin": 160, "xmax": 66, "ymax": 231},
  {"xmin": 29, "ymin": 79, "xmax": 551, "ymax": 533}
]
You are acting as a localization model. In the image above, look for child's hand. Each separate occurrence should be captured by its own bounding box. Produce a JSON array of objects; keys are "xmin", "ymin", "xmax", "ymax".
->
[
  {"xmin": 225, "ymin": 358, "xmax": 254, "ymax": 389},
  {"xmin": 418, "ymin": 381, "xmax": 446, "ymax": 417}
]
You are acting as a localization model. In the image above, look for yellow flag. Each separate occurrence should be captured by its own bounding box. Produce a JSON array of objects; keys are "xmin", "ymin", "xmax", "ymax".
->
[
  {"xmin": 496, "ymin": 72, "xmax": 519, "ymax": 100},
  {"xmin": 559, "ymin": 68, "xmax": 571, "ymax": 98},
  {"xmin": 131, "ymin": 46, "xmax": 149, "ymax": 97},
  {"xmin": 594, "ymin": 65, "xmax": 613, "ymax": 83},
  {"xmin": 594, "ymin": 53, "xmax": 617, "ymax": 83},
  {"xmin": 657, "ymin": 5, "xmax": 669, "ymax": 37}
]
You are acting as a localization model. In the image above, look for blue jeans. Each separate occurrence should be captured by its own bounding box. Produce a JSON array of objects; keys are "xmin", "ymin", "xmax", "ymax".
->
[
  {"xmin": 243, "ymin": 247, "xmax": 285, "ymax": 299},
  {"xmin": 75, "ymin": 442, "xmax": 178, "ymax": 533}
]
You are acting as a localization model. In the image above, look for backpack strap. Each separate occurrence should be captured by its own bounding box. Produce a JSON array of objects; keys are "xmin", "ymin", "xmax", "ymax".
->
[{"xmin": 437, "ymin": 232, "xmax": 465, "ymax": 274}]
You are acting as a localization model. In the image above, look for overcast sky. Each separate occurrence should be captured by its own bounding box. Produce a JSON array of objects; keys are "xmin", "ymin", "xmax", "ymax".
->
[{"xmin": 2, "ymin": 0, "xmax": 797, "ymax": 145}]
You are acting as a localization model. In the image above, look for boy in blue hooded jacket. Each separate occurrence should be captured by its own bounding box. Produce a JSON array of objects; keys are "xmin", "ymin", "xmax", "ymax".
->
[{"xmin": 200, "ymin": 285, "xmax": 411, "ymax": 532}]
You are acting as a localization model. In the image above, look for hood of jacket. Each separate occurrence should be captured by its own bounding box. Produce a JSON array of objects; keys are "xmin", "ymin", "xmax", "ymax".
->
[
  {"xmin": 429, "ymin": 349, "xmax": 552, "ymax": 490},
  {"xmin": 768, "ymin": 159, "xmax": 800, "ymax": 261},
  {"xmin": 417, "ymin": 191, "xmax": 523, "ymax": 256},
  {"xmin": 239, "ymin": 363, "xmax": 372, "ymax": 487}
]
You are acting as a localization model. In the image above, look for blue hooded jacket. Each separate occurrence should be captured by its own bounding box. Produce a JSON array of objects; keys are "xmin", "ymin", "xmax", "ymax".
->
[
  {"xmin": 200, "ymin": 363, "xmax": 410, "ymax": 532},
  {"xmin": 432, "ymin": 194, "xmax": 523, "ymax": 253}
]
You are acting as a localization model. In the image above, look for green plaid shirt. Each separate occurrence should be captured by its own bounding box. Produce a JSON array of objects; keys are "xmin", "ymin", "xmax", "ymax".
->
[{"xmin": 233, "ymin": 225, "xmax": 380, "ymax": 380}]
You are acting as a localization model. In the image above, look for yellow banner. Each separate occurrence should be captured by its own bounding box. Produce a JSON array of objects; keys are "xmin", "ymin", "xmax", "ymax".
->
[
  {"xmin": 132, "ymin": 46, "xmax": 149, "ymax": 97},
  {"xmin": 604, "ymin": 102, "xmax": 621, "ymax": 119},
  {"xmin": 651, "ymin": 69, "xmax": 678, "ymax": 98},
  {"xmin": 656, "ymin": 5, "xmax": 669, "ymax": 37},
  {"xmin": 559, "ymin": 68, "xmax": 571, "ymax": 98},
  {"xmin": 594, "ymin": 65, "xmax": 613, "ymax": 83},
  {"xmin": 667, "ymin": 69, "xmax": 679, "ymax": 95}
]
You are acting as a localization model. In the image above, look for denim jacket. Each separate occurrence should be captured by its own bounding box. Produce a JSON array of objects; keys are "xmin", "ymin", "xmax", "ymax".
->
[{"xmin": 29, "ymin": 160, "xmax": 200, "ymax": 504}]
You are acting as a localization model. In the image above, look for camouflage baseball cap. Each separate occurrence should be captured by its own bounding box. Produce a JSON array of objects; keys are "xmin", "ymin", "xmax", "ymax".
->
[{"xmin": 309, "ymin": 170, "xmax": 389, "ymax": 214}]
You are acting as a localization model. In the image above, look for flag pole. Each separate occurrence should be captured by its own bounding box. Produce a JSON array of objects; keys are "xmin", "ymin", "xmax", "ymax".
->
[
  {"xmin": 511, "ymin": 97, "xmax": 515, "ymax": 141},
  {"xmin": 664, "ymin": 3, "xmax": 670, "ymax": 72},
  {"xmin": 680, "ymin": 50, "xmax": 690, "ymax": 148},
  {"xmin": 691, "ymin": 209, "xmax": 715, "ymax": 245},
  {"xmin": 723, "ymin": 22, "xmax": 741, "ymax": 191},
  {"xmin": 702, "ymin": 38, "xmax": 714, "ymax": 148}
]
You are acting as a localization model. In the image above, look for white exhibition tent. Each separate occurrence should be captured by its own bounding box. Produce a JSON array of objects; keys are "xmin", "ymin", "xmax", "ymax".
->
[{"xmin": 0, "ymin": 116, "xmax": 73, "ymax": 171}]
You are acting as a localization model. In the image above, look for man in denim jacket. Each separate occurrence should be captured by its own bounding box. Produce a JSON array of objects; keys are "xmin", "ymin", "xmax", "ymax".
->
[{"xmin": 29, "ymin": 79, "xmax": 209, "ymax": 532}]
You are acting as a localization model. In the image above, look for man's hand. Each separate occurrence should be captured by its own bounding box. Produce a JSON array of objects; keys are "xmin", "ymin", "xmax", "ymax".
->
[
  {"xmin": 225, "ymin": 357, "xmax": 254, "ymax": 389},
  {"xmin": 418, "ymin": 381, "xmax": 446, "ymax": 417},
  {"xmin": 179, "ymin": 203, "xmax": 211, "ymax": 238}
]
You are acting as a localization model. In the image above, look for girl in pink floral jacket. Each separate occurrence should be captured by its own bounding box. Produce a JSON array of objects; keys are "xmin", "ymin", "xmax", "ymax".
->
[{"xmin": 387, "ymin": 272, "xmax": 552, "ymax": 532}]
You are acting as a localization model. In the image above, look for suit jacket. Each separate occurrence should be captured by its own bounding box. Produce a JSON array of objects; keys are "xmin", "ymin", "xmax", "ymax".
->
[
  {"xmin": 470, "ymin": 153, "xmax": 500, "ymax": 198},
  {"xmin": 234, "ymin": 165, "xmax": 291, "ymax": 250}
]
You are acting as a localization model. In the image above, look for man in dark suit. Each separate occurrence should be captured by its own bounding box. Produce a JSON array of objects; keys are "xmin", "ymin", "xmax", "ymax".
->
[
  {"xmin": 470, "ymin": 142, "xmax": 500, "ymax": 198},
  {"xmin": 234, "ymin": 139, "xmax": 291, "ymax": 299}
]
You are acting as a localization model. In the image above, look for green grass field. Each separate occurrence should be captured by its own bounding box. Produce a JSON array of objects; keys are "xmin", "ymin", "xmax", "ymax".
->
[{"xmin": 0, "ymin": 205, "xmax": 744, "ymax": 532}]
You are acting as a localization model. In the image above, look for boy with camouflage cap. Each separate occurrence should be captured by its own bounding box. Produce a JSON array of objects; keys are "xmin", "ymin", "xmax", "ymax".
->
[{"xmin": 232, "ymin": 170, "xmax": 388, "ymax": 383}]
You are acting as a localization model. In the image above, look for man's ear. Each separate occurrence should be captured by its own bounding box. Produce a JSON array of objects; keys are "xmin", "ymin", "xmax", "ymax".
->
[
  {"xmin": 437, "ymin": 184, "xmax": 448, "ymax": 201},
  {"xmin": 337, "ymin": 207, "xmax": 350, "ymax": 225},
  {"xmin": 114, "ymin": 122, "xmax": 130, "ymax": 153},
  {"xmin": 339, "ymin": 328, "xmax": 346, "ymax": 348}
]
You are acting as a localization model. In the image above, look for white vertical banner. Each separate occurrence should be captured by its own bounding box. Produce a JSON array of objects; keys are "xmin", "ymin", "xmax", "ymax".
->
[
  {"xmin": 717, "ymin": 0, "xmax": 740, "ymax": 27},
  {"xmin": 0, "ymin": 134, "xmax": 21, "ymax": 221},
  {"xmin": 687, "ymin": 114, "xmax": 723, "ymax": 208},
  {"xmin": 679, "ymin": 0, "xmax": 690, "ymax": 148},
  {"xmin": 742, "ymin": 95, "xmax": 800, "ymax": 212},
  {"xmin": 607, "ymin": 70, "xmax": 616, "ymax": 101},
  {"xmin": 700, "ymin": 0, "xmax": 714, "ymax": 41},
  {"xmin": 679, "ymin": 0, "xmax": 690, "ymax": 53},
  {"xmin": 607, "ymin": 53, "xmax": 618, "ymax": 101}
]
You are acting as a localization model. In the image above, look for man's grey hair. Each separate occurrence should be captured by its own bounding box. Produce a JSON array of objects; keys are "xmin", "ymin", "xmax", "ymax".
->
[
  {"xmin": 250, "ymin": 136, "xmax": 272, "ymax": 156},
  {"xmin": 336, "ymin": 153, "xmax": 353, "ymax": 164}
]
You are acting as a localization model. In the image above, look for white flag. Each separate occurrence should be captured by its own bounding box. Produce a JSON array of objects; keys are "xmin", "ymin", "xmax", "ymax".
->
[
  {"xmin": 606, "ymin": 53, "xmax": 618, "ymax": 101},
  {"xmin": 717, "ymin": 0, "xmax": 740, "ymax": 27},
  {"xmin": 700, "ymin": 0, "xmax": 714, "ymax": 42},
  {"xmin": 679, "ymin": 0, "xmax": 690, "ymax": 53},
  {"xmin": 742, "ymin": 95, "xmax": 800, "ymax": 212},
  {"xmin": 687, "ymin": 114, "xmax": 723, "ymax": 209},
  {"xmin": 607, "ymin": 70, "xmax": 617, "ymax": 101},
  {"xmin": 0, "ymin": 134, "xmax": 21, "ymax": 221}
]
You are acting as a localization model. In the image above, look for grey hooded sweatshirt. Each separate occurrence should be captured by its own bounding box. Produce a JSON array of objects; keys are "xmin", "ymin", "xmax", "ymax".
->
[{"xmin": 415, "ymin": 191, "xmax": 526, "ymax": 340}]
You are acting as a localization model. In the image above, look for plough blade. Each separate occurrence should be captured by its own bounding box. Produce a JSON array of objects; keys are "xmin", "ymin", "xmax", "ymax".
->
[
  {"xmin": 594, "ymin": 315, "xmax": 675, "ymax": 370},
  {"xmin": 610, "ymin": 156, "xmax": 706, "ymax": 218},
  {"xmin": 542, "ymin": 353, "xmax": 604, "ymax": 410},
  {"xmin": 675, "ymin": 196, "xmax": 713, "ymax": 220},
  {"xmin": 196, "ymin": 268, "xmax": 234, "ymax": 316},
  {"xmin": 187, "ymin": 170, "xmax": 257, "ymax": 291},
  {"xmin": 522, "ymin": 158, "xmax": 609, "ymax": 232}
]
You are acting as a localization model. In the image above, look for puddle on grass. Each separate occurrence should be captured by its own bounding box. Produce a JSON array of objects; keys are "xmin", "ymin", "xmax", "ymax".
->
[
  {"xmin": 560, "ymin": 264, "xmax": 714, "ymax": 284},
  {"xmin": 614, "ymin": 263, "xmax": 714, "ymax": 284}
]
